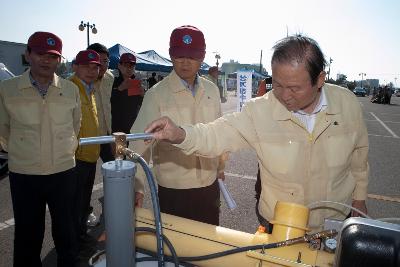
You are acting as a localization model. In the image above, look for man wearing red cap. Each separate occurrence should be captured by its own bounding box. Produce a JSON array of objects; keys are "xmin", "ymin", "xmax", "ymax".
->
[
  {"xmin": 0, "ymin": 32, "xmax": 81, "ymax": 266},
  {"xmin": 69, "ymin": 50, "xmax": 102, "ymax": 254},
  {"xmin": 130, "ymin": 25, "xmax": 226, "ymax": 225}
]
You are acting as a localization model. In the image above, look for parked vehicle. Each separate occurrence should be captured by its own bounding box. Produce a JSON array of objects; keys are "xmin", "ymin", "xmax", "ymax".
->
[
  {"xmin": 353, "ymin": 87, "xmax": 366, "ymax": 97},
  {"xmin": 0, "ymin": 62, "xmax": 14, "ymax": 176}
]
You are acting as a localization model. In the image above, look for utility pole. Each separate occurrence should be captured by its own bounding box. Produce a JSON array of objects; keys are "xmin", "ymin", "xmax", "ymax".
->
[
  {"xmin": 359, "ymin": 72, "xmax": 366, "ymax": 88},
  {"xmin": 327, "ymin": 57, "xmax": 333, "ymax": 80},
  {"xmin": 259, "ymin": 50, "xmax": 263, "ymax": 73}
]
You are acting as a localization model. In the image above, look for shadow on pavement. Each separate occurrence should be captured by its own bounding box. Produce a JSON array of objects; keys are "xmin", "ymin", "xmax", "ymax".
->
[{"xmin": 41, "ymin": 221, "xmax": 106, "ymax": 267}]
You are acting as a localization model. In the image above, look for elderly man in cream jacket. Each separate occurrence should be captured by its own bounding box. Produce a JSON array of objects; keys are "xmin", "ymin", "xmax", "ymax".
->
[{"xmin": 144, "ymin": 35, "xmax": 369, "ymax": 231}]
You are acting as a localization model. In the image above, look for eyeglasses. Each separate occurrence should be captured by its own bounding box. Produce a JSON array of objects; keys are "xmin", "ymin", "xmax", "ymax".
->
[
  {"xmin": 100, "ymin": 59, "xmax": 110, "ymax": 65},
  {"xmin": 173, "ymin": 57, "xmax": 202, "ymax": 63},
  {"xmin": 120, "ymin": 62, "xmax": 136, "ymax": 68}
]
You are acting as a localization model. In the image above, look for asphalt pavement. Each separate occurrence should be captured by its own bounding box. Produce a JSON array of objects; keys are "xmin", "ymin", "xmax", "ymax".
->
[{"xmin": 0, "ymin": 90, "xmax": 399, "ymax": 267}]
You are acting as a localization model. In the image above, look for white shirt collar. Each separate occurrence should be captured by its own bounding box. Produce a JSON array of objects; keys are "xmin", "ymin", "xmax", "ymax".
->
[{"xmin": 295, "ymin": 87, "xmax": 327, "ymax": 115}]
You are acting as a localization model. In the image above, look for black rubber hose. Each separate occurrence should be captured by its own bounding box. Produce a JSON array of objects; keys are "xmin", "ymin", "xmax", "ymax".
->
[
  {"xmin": 135, "ymin": 155, "xmax": 165, "ymax": 267},
  {"xmin": 136, "ymin": 227, "xmax": 179, "ymax": 267},
  {"xmin": 178, "ymin": 242, "xmax": 279, "ymax": 262},
  {"xmin": 136, "ymin": 247, "xmax": 196, "ymax": 267}
]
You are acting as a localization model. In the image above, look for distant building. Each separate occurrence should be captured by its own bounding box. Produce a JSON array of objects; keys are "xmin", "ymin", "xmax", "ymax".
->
[
  {"xmin": 0, "ymin": 40, "xmax": 28, "ymax": 75},
  {"xmin": 221, "ymin": 59, "xmax": 267, "ymax": 76},
  {"xmin": 366, "ymin": 79, "xmax": 379, "ymax": 88},
  {"xmin": 356, "ymin": 79, "xmax": 379, "ymax": 89}
]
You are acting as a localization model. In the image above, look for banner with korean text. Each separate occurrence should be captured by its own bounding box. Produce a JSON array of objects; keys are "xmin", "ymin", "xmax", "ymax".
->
[{"xmin": 236, "ymin": 70, "xmax": 252, "ymax": 112}]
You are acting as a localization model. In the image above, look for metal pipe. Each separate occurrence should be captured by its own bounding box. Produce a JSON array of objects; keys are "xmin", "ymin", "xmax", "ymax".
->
[
  {"xmin": 79, "ymin": 133, "xmax": 153, "ymax": 146},
  {"xmin": 275, "ymin": 229, "xmax": 338, "ymax": 248},
  {"xmin": 79, "ymin": 136, "xmax": 115, "ymax": 146}
]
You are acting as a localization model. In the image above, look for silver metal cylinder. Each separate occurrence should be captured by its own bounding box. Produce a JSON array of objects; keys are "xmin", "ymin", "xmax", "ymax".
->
[{"xmin": 102, "ymin": 160, "xmax": 136, "ymax": 267}]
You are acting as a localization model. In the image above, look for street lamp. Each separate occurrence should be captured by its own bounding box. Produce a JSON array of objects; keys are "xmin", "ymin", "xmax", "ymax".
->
[
  {"xmin": 359, "ymin": 72, "xmax": 366, "ymax": 88},
  {"xmin": 79, "ymin": 21, "xmax": 97, "ymax": 47},
  {"xmin": 214, "ymin": 52, "xmax": 221, "ymax": 68}
]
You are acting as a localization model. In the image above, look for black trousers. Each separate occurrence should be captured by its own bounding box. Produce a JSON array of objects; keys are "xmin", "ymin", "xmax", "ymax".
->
[
  {"xmin": 75, "ymin": 160, "xmax": 97, "ymax": 237},
  {"xmin": 158, "ymin": 179, "xmax": 220, "ymax": 225},
  {"xmin": 100, "ymin": 143, "xmax": 114, "ymax": 163},
  {"xmin": 9, "ymin": 169, "xmax": 79, "ymax": 267}
]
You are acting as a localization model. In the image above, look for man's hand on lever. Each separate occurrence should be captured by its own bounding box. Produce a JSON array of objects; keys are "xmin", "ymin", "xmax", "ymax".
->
[{"xmin": 144, "ymin": 116, "xmax": 186, "ymax": 144}]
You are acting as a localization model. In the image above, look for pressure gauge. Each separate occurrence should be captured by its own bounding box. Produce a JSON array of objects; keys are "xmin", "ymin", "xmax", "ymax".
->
[{"xmin": 323, "ymin": 238, "xmax": 337, "ymax": 253}]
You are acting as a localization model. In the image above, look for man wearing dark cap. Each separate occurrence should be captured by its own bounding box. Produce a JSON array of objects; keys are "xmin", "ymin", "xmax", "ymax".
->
[
  {"xmin": 111, "ymin": 52, "xmax": 144, "ymax": 134},
  {"xmin": 130, "ymin": 25, "xmax": 226, "ymax": 225},
  {"xmin": 86, "ymin": 43, "xmax": 114, "ymax": 227},
  {"xmin": 0, "ymin": 31, "xmax": 81, "ymax": 266},
  {"xmin": 69, "ymin": 50, "xmax": 102, "ymax": 253}
]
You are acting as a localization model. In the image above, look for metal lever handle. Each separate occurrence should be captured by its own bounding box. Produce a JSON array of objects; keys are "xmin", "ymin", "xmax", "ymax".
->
[
  {"xmin": 79, "ymin": 133, "xmax": 153, "ymax": 146},
  {"xmin": 79, "ymin": 132, "xmax": 154, "ymax": 160}
]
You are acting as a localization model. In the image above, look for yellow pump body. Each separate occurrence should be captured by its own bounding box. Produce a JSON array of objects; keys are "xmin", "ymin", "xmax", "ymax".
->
[{"xmin": 135, "ymin": 201, "xmax": 335, "ymax": 267}]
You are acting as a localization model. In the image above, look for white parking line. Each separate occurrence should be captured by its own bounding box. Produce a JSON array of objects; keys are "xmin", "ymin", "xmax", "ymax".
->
[
  {"xmin": 370, "ymin": 112, "xmax": 399, "ymax": 138},
  {"xmin": 366, "ymin": 119, "xmax": 400, "ymax": 124},
  {"xmin": 381, "ymin": 121, "xmax": 400, "ymax": 124},
  {"xmin": 225, "ymin": 172, "xmax": 256, "ymax": 180},
  {"xmin": 368, "ymin": 134, "xmax": 399, "ymax": 138},
  {"xmin": 378, "ymin": 113, "xmax": 400, "ymax": 116}
]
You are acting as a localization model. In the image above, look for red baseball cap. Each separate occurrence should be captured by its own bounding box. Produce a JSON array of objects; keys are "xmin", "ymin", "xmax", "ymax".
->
[
  {"xmin": 75, "ymin": 50, "xmax": 101, "ymax": 65},
  {"xmin": 27, "ymin": 31, "xmax": 62, "ymax": 56},
  {"xmin": 119, "ymin": 53, "xmax": 136, "ymax": 64},
  {"xmin": 169, "ymin": 25, "xmax": 206, "ymax": 61}
]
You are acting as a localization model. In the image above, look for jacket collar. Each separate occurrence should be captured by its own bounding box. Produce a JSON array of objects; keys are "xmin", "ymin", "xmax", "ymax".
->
[
  {"xmin": 271, "ymin": 83, "xmax": 340, "ymax": 121},
  {"xmin": 168, "ymin": 70, "xmax": 204, "ymax": 95},
  {"xmin": 17, "ymin": 69, "xmax": 62, "ymax": 91},
  {"xmin": 323, "ymin": 84, "xmax": 341, "ymax": 115}
]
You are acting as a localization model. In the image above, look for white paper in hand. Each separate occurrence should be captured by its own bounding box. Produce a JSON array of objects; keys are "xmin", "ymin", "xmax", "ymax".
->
[{"xmin": 218, "ymin": 179, "xmax": 237, "ymax": 210}]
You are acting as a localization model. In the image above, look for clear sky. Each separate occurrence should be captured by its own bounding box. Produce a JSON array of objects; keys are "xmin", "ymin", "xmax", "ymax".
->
[{"xmin": 2, "ymin": 0, "xmax": 399, "ymax": 85}]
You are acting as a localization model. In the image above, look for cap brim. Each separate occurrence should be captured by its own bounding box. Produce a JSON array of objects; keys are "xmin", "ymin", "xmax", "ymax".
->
[
  {"xmin": 32, "ymin": 48, "xmax": 62, "ymax": 56},
  {"xmin": 76, "ymin": 60, "xmax": 101, "ymax": 66},
  {"xmin": 120, "ymin": 60, "xmax": 136, "ymax": 64},
  {"xmin": 169, "ymin": 47, "xmax": 205, "ymax": 61},
  {"xmin": 89, "ymin": 61, "xmax": 101, "ymax": 66}
]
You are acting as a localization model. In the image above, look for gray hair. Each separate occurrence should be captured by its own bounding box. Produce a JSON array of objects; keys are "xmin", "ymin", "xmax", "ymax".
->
[{"xmin": 271, "ymin": 35, "xmax": 326, "ymax": 85}]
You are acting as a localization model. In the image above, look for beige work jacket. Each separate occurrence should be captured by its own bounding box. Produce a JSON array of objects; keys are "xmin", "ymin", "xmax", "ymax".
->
[
  {"xmin": 93, "ymin": 70, "xmax": 113, "ymax": 135},
  {"xmin": 178, "ymin": 84, "xmax": 369, "ymax": 228},
  {"xmin": 0, "ymin": 70, "xmax": 81, "ymax": 175},
  {"xmin": 130, "ymin": 70, "xmax": 225, "ymax": 193}
]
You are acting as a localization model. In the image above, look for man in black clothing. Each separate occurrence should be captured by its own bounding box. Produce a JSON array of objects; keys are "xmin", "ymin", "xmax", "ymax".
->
[{"xmin": 147, "ymin": 72, "xmax": 158, "ymax": 89}]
